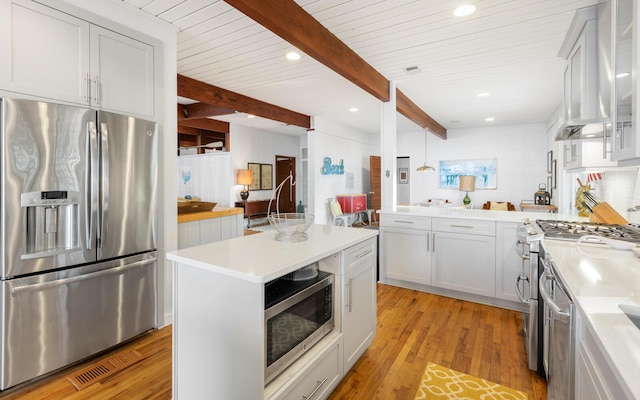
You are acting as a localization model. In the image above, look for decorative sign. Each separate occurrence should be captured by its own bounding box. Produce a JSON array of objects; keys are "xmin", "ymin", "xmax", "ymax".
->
[
  {"xmin": 439, "ymin": 159, "xmax": 497, "ymax": 189},
  {"xmin": 320, "ymin": 157, "xmax": 344, "ymax": 175}
]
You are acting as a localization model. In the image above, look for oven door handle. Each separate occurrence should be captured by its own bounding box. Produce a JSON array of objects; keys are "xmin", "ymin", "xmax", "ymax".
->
[
  {"xmin": 539, "ymin": 270, "xmax": 570, "ymax": 320},
  {"xmin": 515, "ymin": 275, "xmax": 529, "ymax": 304},
  {"xmin": 514, "ymin": 242, "xmax": 529, "ymax": 260}
]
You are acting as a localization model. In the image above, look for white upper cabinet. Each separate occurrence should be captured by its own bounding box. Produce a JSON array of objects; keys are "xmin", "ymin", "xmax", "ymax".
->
[
  {"xmin": 90, "ymin": 25, "xmax": 154, "ymax": 117},
  {"xmin": 0, "ymin": 0, "xmax": 90, "ymax": 104},
  {"xmin": 611, "ymin": 0, "xmax": 638, "ymax": 161},
  {"xmin": 0, "ymin": 0, "xmax": 155, "ymax": 119}
]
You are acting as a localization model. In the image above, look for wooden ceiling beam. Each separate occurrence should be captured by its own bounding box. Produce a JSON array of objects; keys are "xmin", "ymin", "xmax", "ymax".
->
[
  {"xmin": 178, "ymin": 103, "xmax": 236, "ymax": 120},
  {"xmin": 224, "ymin": 0, "xmax": 446, "ymax": 139},
  {"xmin": 396, "ymin": 89, "xmax": 447, "ymax": 139},
  {"xmin": 177, "ymin": 74, "xmax": 311, "ymax": 129},
  {"xmin": 178, "ymin": 117, "xmax": 230, "ymax": 133}
]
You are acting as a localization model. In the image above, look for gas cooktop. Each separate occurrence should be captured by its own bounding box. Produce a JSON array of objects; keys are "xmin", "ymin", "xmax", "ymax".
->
[{"xmin": 535, "ymin": 219, "xmax": 640, "ymax": 243}]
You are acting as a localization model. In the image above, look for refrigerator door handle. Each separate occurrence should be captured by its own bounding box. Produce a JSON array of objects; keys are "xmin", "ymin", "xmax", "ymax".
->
[
  {"xmin": 100, "ymin": 121, "xmax": 110, "ymax": 247},
  {"xmin": 86, "ymin": 121, "xmax": 99, "ymax": 250},
  {"xmin": 10, "ymin": 257, "xmax": 156, "ymax": 295}
]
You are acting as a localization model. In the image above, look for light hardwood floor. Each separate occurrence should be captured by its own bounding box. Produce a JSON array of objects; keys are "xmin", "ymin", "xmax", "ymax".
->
[{"xmin": 0, "ymin": 283, "xmax": 545, "ymax": 399}]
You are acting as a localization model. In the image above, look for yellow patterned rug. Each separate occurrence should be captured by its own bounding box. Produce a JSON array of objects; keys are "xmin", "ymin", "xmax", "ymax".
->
[{"xmin": 414, "ymin": 363, "xmax": 528, "ymax": 400}]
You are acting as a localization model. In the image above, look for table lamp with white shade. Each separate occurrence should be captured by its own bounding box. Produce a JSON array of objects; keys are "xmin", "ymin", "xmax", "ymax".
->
[
  {"xmin": 237, "ymin": 169, "xmax": 252, "ymax": 200},
  {"xmin": 459, "ymin": 175, "xmax": 475, "ymax": 206}
]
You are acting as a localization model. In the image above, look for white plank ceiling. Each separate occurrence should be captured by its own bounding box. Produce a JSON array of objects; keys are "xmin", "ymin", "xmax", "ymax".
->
[{"xmin": 125, "ymin": 0, "xmax": 598, "ymax": 136}]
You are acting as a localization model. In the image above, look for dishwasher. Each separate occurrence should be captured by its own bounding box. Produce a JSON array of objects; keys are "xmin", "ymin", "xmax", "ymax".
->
[{"xmin": 539, "ymin": 253, "xmax": 575, "ymax": 400}]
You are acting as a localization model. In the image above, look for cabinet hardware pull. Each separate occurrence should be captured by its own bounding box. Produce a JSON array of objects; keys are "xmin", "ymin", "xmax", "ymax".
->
[
  {"xmin": 302, "ymin": 377, "xmax": 328, "ymax": 399},
  {"xmin": 450, "ymin": 224, "xmax": 473, "ymax": 228},
  {"xmin": 85, "ymin": 73, "xmax": 90, "ymax": 101},
  {"xmin": 356, "ymin": 250, "xmax": 373, "ymax": 259},
  {"xmin": 95, "ymin": 75, "xmax": 100, "ymax": 105},
  {"xmin": 432, "ymin": 233, "xmax": 435, "ymax": 252},
  {"xmin": 427, "ymin": 232, "xmax": 430, "ymax": 252},
  {"xmin": 394, "ymin": 220, "xmax": 413, "ymax": 223},
  {"xmin": 346, "ymin": 278, "xmax": 353, "ymax": 312},
  {"xmin": 513, "ymin": 243, "xmax": 530, "ymax": 260}
]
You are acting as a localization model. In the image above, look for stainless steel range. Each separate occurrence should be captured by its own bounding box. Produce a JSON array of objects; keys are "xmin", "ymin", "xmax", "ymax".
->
[{"xmin": 535, "ymin": 219, "xmax": 640, "ymax": 242}]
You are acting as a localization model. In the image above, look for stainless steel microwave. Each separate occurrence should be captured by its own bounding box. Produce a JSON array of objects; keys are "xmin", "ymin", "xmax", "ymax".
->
[{"xmin": 264, "ymin": 269, "xmax": 334, "ymax": 384}]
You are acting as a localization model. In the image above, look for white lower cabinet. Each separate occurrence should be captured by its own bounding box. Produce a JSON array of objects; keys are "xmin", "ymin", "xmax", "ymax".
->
[
  {"xmin": 279, "ymin": 338, "xmax": 342, "ymax": 400},
  {"xmin": 431, "ymin": 231, "xmax": 496, "ymax": 297},
  {"xmin": 177, "ymin": 214, "xmax": 243, "ymax": 249},
  {"xmin": 495, "ymin": 222, "xmax": 521, "ymax": 302},
  {"xmin": 341, "ymin": 238, "xmax": 377, "ymax": 371},
  {"xmin": 574, "ymin": 309, "xmax": 630, "ymax": 399},
  {"xmin": 379, "ymin": 214, "xmax": 432, "ymax": 284}
]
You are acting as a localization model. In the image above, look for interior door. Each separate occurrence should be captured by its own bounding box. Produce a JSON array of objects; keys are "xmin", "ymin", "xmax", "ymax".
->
[
  {"xmin": 275, "ymin": 155, "xmax": 296, "ymax": 213},
  {"xmin": 369, "ymin": 156, "xmax": 381, "ymax": 211}
]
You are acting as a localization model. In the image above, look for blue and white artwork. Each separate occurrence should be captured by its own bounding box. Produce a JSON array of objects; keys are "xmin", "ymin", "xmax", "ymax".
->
[
  {"xmin": 439, "ymin": 159, "xmax": 497, "ymax": 189},
  {"xmin": 180, "ymin": 167, "xmax": 193, "ymax": 189}
]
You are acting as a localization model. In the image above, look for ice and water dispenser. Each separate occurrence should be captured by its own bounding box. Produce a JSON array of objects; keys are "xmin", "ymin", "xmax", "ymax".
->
[{"xmin": 21, "ymin": 191, "xmax": 80, "ymax": 258}]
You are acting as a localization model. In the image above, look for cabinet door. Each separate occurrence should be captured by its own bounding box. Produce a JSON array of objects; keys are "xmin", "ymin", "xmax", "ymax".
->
[
  {"xmin": 90, "ymin": 25, "xmax": 154, "ymax": 117},
  {"xmin": 343, "ymin": 260, "xmax": 376, "ymax": 371},
  {"xmin": 495, "ymin": 222, "xmax": 520, "ymax": 302},
  {"xmin": 432, "ymin": 232, "xmax": 496, "ymax": 296},
  {"xmin": 177, "ymin": 221, "xmax": 201, "ymax": 250},
  {"xmin": 0, "ymin": 0, "xmax": 90, "ymax": 104},
  {"xmin": 380, "ymin": 227, "xmax": 431, "ymax": 284}
]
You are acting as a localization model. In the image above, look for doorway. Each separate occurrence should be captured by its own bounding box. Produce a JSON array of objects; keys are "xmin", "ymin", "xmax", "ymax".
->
[{"xmin": 275, "ymin": 155, "xmax": 296, "ymax": 213}]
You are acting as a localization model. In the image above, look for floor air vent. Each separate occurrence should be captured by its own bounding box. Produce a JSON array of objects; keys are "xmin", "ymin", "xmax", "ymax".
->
[{"xmin": 67, "ymin": 349, "xmax": 143, "ymax": 391}]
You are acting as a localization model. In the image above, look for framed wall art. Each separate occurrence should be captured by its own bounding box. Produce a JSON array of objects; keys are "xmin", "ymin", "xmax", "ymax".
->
[
  {"xmin": 547, "ymin": 150, "xmax": 553, "ymax": 173},
  {"xmin": 398, "ymin": 168, "xmax": 409, "ymax": 184},
  {"xmin": 247, "ymin": 163, "xmax": 261, "ymax": 191},
  {"xmin": 438, "ymin": 158, "xmax": 497, "ymax": 189},
  {"xmin": 260, "ymin": 164, "xmax": 273, "ymax": 190}
]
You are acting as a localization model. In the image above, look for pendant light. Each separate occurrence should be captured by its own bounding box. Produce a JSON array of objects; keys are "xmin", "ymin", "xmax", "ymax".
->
[{"xmin": 416, "ymin": 129, "xmax": 435, "ymax": 172}]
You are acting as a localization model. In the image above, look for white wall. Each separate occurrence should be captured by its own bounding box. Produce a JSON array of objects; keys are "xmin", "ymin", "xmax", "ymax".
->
[
  {"xmin": 309, "ymin": 116, "xmax": 378, "ymax": 224},
  {"xmin": 397, "ymin": 124, "xmax": 548, "ymax": 208}
]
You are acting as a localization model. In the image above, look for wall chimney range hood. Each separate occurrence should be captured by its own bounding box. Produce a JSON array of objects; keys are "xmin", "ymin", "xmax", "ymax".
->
[{"xmin": 554, "ymin": 4, "xmax": 610, "ymax": 142}]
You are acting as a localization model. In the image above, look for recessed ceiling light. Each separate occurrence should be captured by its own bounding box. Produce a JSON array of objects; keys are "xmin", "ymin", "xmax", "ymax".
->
[
  {"xmin": 485, "ymin": 117, "xmax": 495, "ymax": 122},
  {"xmin": 616, "ymin": 72, "xmax": 630, "ymax": 78},
  {"xmin": 286, "ymin": 51, "xmax": 301, "ymax": 61},
  {"xmin": 454, "ymin": 4, "xmax": 476, "ymax": 17},
  {"xmin": 349, "ymin": 107, "xmax": 358, "ymax": 112},
  {"xmin": 477, "ymin": 92, "xmax": 490, "ymax": 97},
  {"xmin": 247, "ymin": 114, "xmax": 256, "ymax": 118}
]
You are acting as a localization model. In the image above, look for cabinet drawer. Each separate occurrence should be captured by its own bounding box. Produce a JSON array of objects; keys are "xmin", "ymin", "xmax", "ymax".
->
[
  {"xmin": 380, "ymin": 214, "xmax": 431, "ymax": 230},
  {"xmin": 432, "ymin": 217, "xmax": 495, "ymax": 236},
  {"xmin": 341, "ymin": 238, "xmax": 376, "ymax": 274},
  {"xmin": 281, "ymin": 339, "xmax": 341, "ymax": 400}
]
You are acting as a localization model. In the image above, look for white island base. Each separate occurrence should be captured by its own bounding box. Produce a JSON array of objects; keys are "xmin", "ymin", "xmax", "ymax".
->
[{"xmin": 167, "ymin": 225, "xmax": 378, "ymax": 400}]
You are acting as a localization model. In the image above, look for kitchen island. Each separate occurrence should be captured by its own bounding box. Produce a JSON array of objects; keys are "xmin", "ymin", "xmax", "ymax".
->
[
  {"xmin": 167, "ymin": 224, "xmax": 378, "ymax": 400},
  {"xmin": 542, "ymin": 240, "xmax": 640, "ymax": 399}
]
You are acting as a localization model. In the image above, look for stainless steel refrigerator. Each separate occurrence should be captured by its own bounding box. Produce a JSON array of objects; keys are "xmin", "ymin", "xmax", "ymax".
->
[{"xmin": 0, "ymin": 98, "xmax": 158, "ymax": 390}]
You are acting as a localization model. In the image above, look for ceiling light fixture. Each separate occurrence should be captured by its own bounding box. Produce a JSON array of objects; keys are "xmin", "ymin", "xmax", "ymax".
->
[
  {"xmin": 477, "ymin": 92, "xmax": 490, "ymax": 97},
  {"xmin": 416, "ymin": 129, "xmax": 435, "ymax": 172},
  {"xmin": 247, "ymin": 114, "xmax": 256, "ymax": 118},
  {"xmin": 286, "ymin": 51, "xmax": 301, "ymax": 61},
  {"xmin": 454, "ymin": 4, "xmax": 476, "ymax": 17},
  {"xmin": 349, "ymin": 107, "xmax": 358, "ymax": 112},
  {"xmin": 485, "ymin": 117, "xmax": 495, "ymax": 122}
]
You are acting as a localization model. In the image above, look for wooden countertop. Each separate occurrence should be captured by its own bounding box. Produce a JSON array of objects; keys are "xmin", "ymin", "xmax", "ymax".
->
[{"xmin": 177, "ymin": 206, "xmax": 243, "ymax": 224}]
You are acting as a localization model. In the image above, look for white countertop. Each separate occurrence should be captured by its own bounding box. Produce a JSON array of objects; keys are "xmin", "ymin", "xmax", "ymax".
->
[
  {"xmin": 166, "ymin": 224, "xmax": 378, "ymax": 283},
  {"xmin": 379, "ymin": 205, "xmax": 587, "ymax": 223},
  {"xmin": 542, "ymin": 239, "xmax": 640, "ymax": 398}
]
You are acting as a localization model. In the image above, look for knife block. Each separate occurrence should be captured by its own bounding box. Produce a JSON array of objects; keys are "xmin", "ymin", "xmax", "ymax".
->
[{"xmin": 589, "ymin": 202, "xmax": 628, "ymax": 225}]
